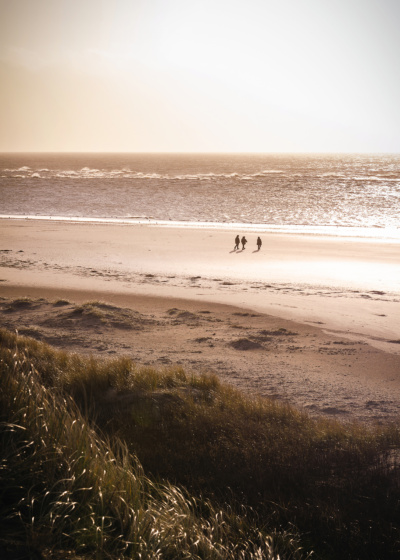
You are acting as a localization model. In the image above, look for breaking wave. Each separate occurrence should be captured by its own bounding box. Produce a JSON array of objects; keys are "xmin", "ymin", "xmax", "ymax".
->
[{"xmin": 3, "ymin": 167, "xmax": 288, "ymax": 181}]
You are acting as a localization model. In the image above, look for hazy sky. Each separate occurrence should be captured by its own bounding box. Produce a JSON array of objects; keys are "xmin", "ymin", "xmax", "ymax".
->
[{"xmin": 1, "ymin": 0, "xmax": 399, "ymax": 152}]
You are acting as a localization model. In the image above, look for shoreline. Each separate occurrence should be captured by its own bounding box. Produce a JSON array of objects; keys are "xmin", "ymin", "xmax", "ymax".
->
[{"xmin": 1, "ymin": 214, "xmax": 400, "ymax": 241}]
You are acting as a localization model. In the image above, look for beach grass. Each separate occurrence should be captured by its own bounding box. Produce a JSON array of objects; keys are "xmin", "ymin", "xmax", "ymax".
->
[{"xmin": 1, "ymin": 328, "xmax": 400, "ymax": 559}]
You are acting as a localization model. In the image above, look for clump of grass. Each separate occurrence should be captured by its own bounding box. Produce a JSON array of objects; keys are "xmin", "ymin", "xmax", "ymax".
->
[
  {"xmin": 71, "ymin": 301, "xmax": 109, "ymax": 319},
  {"xmin": 167, "ymin": 307, "xmax": 178, "ymax": 315},
  {"xmin": 259, "ymin": 328, "xmax": 298, "ymax": 336},
  {"xmin": 1, "ymin": 328, "xmax": 400, "ymax": 558},
  {"xmin": 4, "ymin": 297, "xmax": 40, "ymax": 311},
  {"xmin": 229, "ymin": 338, "xmax": 264, "ymax": 350},
  {"xmin": 0, "ymin": 329, "xmax": 310, "ymax": 559},
  {"xmin": 52, "ymin": 298, "xmax": 70, "ymax": 306}
]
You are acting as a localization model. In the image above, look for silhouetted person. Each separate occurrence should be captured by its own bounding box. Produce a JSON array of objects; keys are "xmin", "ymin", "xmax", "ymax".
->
[
  {"xmin": 234, "ymin": 235, "xmax": 240, "ymax": 250},
  {"xmin": 256, "ymin": 236, "xmax": 262, "ymax": 251},
  {"xmin": 241, "ymin": 236, "xmax": 247, "ymax": 250}
]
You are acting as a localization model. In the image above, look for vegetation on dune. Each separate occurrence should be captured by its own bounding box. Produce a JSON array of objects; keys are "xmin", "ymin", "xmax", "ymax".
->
[
  {"xmin": 0, "ymin": 329, "xmax": 307, "ymax": 560},
  {"xmin": 68, "ymin": 301, "xmax": 152, "ymax": 330},
  {"xmin": 1, "ymin": 328, "xmax": 400, "ymax": 559}
]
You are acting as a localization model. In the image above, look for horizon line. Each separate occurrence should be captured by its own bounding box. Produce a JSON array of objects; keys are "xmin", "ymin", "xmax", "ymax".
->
[{"xmin": 1, "ymin": 150, "xmax": 399, "ymax": 155}]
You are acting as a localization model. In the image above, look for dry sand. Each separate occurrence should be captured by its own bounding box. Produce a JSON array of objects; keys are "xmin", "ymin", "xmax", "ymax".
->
[{"xmin": 1, "ymin": 218, "xmax": 399, "ymax": 424}]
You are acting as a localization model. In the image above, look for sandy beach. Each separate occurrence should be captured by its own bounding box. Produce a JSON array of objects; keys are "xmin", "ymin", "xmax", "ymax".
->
[{"xmin": 1, "ymin": 218, "xmax": 399, "ymax": 424}]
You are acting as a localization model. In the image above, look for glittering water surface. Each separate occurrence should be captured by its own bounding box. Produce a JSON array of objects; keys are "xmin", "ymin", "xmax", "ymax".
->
[{"xmin": 1, "ymin": 153, "xmax": 399, "ymax": 236}]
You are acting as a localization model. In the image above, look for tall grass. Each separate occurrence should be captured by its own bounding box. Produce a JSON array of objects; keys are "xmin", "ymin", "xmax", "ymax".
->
[
  {"xmin": 0, "ymin": 329, "xmax": 310, "ymax": 559},
  {"xmin": 1, "ymin": 328, "xmax": 400, "ymax": 558}
]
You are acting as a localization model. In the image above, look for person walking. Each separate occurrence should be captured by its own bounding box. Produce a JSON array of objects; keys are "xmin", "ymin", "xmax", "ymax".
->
[
  {"xmin": 241, "ymin": 236, "xmax": 247, "ymax": 250},
  {"xmin": 256, "ymin": 236, "xmax": 262, "ymax": 251},
  {"xmin": 234, "ymin": 235, "xmax": 240, "ymax": 250}
]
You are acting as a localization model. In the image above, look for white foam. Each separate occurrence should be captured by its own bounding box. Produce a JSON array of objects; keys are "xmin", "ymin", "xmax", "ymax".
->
[
  {"xmin": 3, "ymin": 168, "xmax": 288, "ymax": 181},
  {"xmin": 1, "ymin": 214, "xmax": 399, "ymax": 241}
]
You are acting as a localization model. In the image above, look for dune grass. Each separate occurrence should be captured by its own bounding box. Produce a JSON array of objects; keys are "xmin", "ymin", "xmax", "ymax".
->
[{"xmin": 1, "ymin": 328, "xmax": 400, "ymax": 558}]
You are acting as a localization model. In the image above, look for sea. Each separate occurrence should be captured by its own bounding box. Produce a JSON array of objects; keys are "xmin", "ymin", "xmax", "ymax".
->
[{"xmin": 1, "ymin": 153, "xmax": 399, "ymax": 239}]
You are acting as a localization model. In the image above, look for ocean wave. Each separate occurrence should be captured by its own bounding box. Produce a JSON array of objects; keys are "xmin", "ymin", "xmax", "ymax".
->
[
  {"xmin": 352, "ymin": 176, "xmax": 400, "ymax": 183},
  {"xmin": 80, "ymin": 167, "xmax": 99, "ymax": 172},
  {"xmin": 4, "ymin": 167, "xmax": 31, "ymax": 173},
  {"xmin": 56, "ymin": 171, "xmax": 78, "ymax": 177},
  {"xmin": 3, "ymin": 168, "xmax": 287, "ymax": 181},
  {"xmin": 17, "ymin": 167, "xmax": 400, "ymax": 184}
]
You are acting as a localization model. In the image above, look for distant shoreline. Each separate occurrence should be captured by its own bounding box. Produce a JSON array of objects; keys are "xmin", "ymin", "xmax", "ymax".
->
[{"xmin": 1, "ymin": 214, "xmax": 399, "ymax": 241}]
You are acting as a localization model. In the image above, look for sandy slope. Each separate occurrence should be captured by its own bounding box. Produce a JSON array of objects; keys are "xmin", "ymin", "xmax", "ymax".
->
[{"xmin": 1, "ymin": 218, "xmax": 399, "ymax": 423}]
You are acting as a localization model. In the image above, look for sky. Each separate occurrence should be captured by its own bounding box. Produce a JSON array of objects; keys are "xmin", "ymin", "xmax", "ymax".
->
[{"xmin": 1, "ymin": 0, "xmax": 399, "ymax": 153}]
